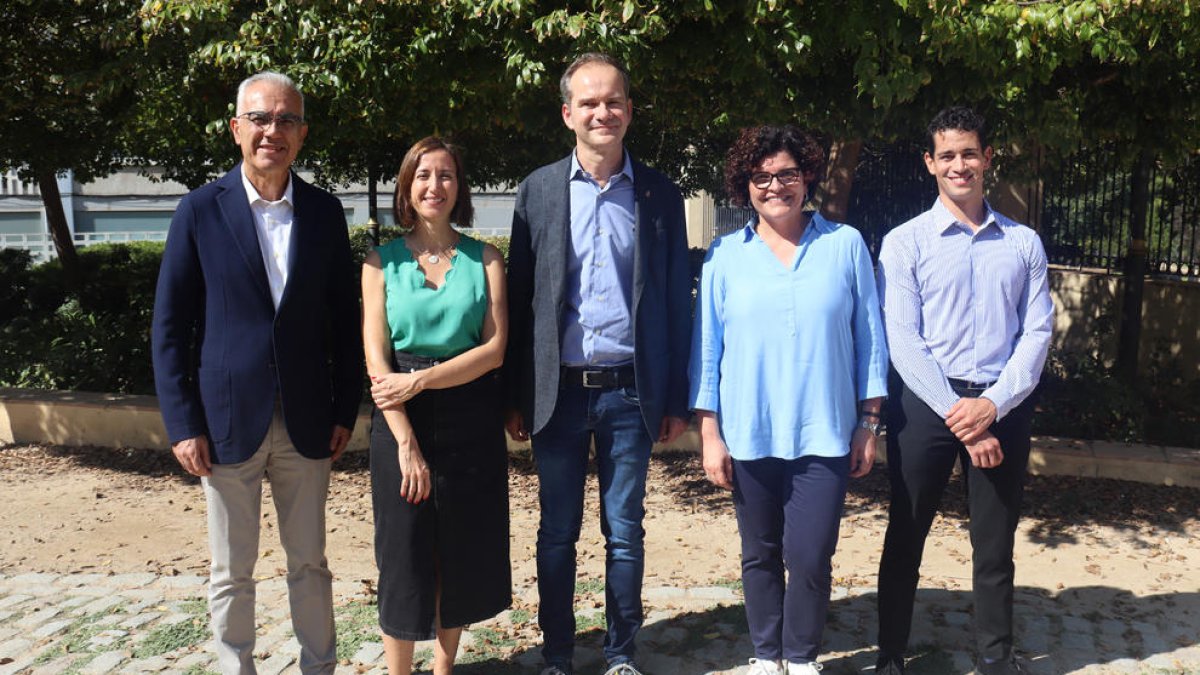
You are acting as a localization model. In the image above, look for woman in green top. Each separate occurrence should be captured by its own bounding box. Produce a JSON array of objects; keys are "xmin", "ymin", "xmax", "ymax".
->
[{"xmin": 361, "ymin": 136, "xmax": 511, "ymax": 675}]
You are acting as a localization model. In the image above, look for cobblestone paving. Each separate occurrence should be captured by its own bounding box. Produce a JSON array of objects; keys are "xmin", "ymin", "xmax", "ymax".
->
[{"xmin": 0, "ymin": 572, "xmax": 1196, "ymax": 674}]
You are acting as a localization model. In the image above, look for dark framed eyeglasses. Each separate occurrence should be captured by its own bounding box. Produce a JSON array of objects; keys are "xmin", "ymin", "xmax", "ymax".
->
[
  {"xmin": 750, "ymin": 168, "xmax": 804, "ymax": 189},
  {"xmin": 237, "ymin": 111, "xmax": 305, "ymax": 130}
]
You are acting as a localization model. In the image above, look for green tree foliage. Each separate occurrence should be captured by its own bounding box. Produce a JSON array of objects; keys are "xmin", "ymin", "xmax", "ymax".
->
[
  {"xmin": 0, "ymin": 0, "xmax": 145, "ymax": 283},
  {"xmin": 129, "ymin": 0, "xmax": 1200, "ymax": 196}
]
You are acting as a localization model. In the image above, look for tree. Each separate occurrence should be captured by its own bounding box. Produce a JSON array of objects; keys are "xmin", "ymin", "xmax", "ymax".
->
[{"xmin": 0, "ymin": 0, "xmax": 145, "ymax": 286}]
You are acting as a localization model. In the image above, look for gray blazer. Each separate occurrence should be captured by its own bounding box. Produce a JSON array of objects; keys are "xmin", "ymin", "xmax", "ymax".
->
[{"xmin": 505, "ymin": 152, "xmax": 692, "ymax": 437}]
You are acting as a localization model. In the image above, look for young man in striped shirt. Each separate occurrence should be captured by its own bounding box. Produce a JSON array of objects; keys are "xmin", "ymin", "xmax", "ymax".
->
[{"xmin": 874, "ymin": 107, "xmax": 1055, "ymax": 675}]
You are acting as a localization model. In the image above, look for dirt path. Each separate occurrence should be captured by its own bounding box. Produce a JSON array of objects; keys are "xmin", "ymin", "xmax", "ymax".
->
[{"xmin": 3, "ymin": 444, "xmax": 1198, "ymax": 607}]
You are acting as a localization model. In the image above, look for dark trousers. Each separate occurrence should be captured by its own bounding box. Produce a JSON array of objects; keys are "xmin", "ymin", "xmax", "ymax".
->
[
  {"xmin": 877, "ymin": 380, "xmax": 1035, "ymax": 662},
  {"xmin": 734, "ymin": 455, "xmax": 850, "ymax": 663}
]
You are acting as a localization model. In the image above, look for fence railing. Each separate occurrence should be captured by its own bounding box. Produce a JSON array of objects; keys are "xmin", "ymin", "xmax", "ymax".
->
[
  {"xmin": 1041, "ymin": 149, "xmax": 1200, "ymax": 278},
  {"xmin": 0, "ymin": 225, "xmax": 514, "ymax": 263},
  {"xmin": 0, "ymin": 231, "xmax": 168, "ymax": 262}
]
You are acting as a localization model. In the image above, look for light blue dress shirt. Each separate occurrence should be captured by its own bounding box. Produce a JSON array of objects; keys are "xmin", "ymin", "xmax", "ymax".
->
[
  {"xmin": 561, "ymin": 151, "xmax": 637, "ymax": 366},
  {"xmin": 876, "ymin": 199, "xmax": 1054, "ymax": 420},
  {"xmin": 689, "ymin": 215, "xmax": 890, "ymax": 461}
]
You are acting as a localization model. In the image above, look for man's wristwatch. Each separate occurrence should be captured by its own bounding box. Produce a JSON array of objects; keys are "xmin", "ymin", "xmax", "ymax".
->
[{"xmin": 858, "ymin": 417, "xmax": 883, "ymax": 437}]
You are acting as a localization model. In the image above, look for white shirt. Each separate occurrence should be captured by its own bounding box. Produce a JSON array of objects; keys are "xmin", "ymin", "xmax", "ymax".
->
[{"xmin": 241, "ymin": 170, "xmax": 295, "ymax": 309}]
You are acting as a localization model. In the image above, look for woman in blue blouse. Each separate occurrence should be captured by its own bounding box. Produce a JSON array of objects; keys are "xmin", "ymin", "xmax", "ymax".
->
[{"xmin": 689, "ymin": 125, "xmax": 889, "ymax": 675}]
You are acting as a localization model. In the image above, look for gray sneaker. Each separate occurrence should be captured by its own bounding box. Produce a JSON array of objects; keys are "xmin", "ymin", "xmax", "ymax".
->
[
  {"xmin": 604, "ymin": 663, "xmax": 644, "ymax": 675},
  {"xmin": 540, "ymin": 667, "xmax": 571, "ymax": 675}
]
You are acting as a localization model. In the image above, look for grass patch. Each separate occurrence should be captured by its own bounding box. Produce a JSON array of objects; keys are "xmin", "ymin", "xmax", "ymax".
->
[
  {"xmin": 183, "ymin": 666, "xmax": 220, "ymax": 675},
  {"xmin": 574, "ymin": 578, "xmax": 605, "ymax": 596},
  {"xmin": 459, "ymin": 626, "xmax": 517, "ymax": 664},
  {"xmin": 714, "ymin": 577, "xmax": 744, "ymax": 592},
  {"xmin": 35, "ymin": 607, "xmax": 130, "ymax": 665},
  {"xmin": 177, "ymin": 599, "xmax": 207, "ymax": 615},
  {"xmin": 508, "ymin": 608, "xmax": 532, "ymax": 625},
  {"xmin": 133, "ymin": 617, "xmax": 210, "ymax": 658},
  {"xmin": 413, "ymin": 648, "xmax": 433, "ymax": 669},
  {"xmin": 575, "ymin": 611, "xmax": 605, "ymax": 634},
  {"xmin": 335, "ymin": 599, "xmax": 379, "ymax": 661}
]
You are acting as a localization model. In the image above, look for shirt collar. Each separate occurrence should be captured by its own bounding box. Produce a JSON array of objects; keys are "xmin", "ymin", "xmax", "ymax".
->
[
  {"xmin": 570, "ymin": 149, "xmax": 634, "ymax": 185},
  {"xmin": 930, "ymin": 197, "xmax": 997, "ymax": 234},
  {"xmin": 740, "ymin": 210, "xmax": 829, "ymax": 242},
  {"xmin": 241, "ymin": 167, "xmax": 294, "ymax": 208}
]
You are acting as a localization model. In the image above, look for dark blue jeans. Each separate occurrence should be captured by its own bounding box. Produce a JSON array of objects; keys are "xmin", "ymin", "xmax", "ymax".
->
[
  {"xmin": 733, "ymin": 454, "xmax": 850, "ymax": 664},
  {"xmin": 533, "ymin": 382, "xmax": 653, "ymax": 669}
]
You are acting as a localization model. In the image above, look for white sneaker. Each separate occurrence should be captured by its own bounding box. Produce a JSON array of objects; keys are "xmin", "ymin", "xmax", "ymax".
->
[
  {"xmin": 747, "ymin": 658, "xmax": 785, "ymax": 674},
  {"xmin": 787, "ymin": 662, "xmax": 823, "ymax": 674}
]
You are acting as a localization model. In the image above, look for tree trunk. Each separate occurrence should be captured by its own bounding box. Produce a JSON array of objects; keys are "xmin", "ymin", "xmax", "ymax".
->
[
  {"xmin": 36, "ymin": 170, "xmax": 80, "ymax": 289},
  {"xmin": 818, "ymin": 138, "xmax": 863, "ymax": 222},
  {"xmin": 367, "ymin": 164, "xmax": 379, "ymax": 246},
  {"xmin": 1116, "ymin": 151, "xmax": 1153, "ymax": 383}
]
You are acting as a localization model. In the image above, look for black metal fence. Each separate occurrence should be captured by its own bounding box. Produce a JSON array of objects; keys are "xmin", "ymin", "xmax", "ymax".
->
[
  {"xmin": 713, "ymin": 204, "xmax": 754, "ymax": 239},
  {"xmin": 1041, "ymin": 148, "xmax": 1200, "ymax": 278},
  {"xmin": 845, "ymin": 142, "xmax": 934, "ymax": 257}
]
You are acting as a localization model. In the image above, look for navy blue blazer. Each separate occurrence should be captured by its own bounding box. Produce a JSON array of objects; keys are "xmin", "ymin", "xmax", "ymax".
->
[
  {"xmin": 505, "ymin": 153, "xmax": 692, "ymax": 437},
  {"xmin": 151, "ymin": 166, "xmax": 362, "ymax": 464}
]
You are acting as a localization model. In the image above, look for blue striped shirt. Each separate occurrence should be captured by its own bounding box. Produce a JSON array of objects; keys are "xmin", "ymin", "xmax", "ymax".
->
[
  {"xmin": 689, "ymin": 215, "xmax": 889, "ymax": 460},
  {"xmin": 876, "ymin": 199, "xmax": 1054, "ymax": 420},
  {"xmin": 561, "ymin": 151, "xmax": 637, "ymax": 366}
]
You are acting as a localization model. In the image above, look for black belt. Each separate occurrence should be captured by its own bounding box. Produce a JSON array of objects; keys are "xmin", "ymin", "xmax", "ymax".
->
[
  {"xmin": 393, "ymin": 351, "xmax": 443, "ymax": 372},
  {"xmin": 561, "ymin": 366, "xmax": 635, "ymax": 389},
  {"xmin": 948, "ymin": 378, "xmax": 996, "ymax": 396}
]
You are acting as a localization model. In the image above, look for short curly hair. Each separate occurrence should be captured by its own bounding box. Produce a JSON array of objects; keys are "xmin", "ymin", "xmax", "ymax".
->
[
  {"xmin": 723, "ymin": 126, "xmax": 825, "ymax": 208},
  {"xmin": 927, "ymin": 106, "xmax": 989, "ymax": 153},
  {"xmin": 392, "ymin": 136, "xmax": 474, "ymax": 231}
]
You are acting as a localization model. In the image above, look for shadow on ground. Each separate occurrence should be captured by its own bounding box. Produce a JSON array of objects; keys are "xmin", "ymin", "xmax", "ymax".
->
[{"xmin": 406, "ymin": 584, "xmax": 1198, "ymax": 675}]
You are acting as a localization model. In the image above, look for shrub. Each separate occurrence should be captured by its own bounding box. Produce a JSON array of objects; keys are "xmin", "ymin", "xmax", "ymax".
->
[
  {"xmin": 0, "ymin": 248, "xmax": 33, "ymax": 326},
  {"xmin": 0, "ymin": 242, "xmax": 161, "ymax": 395}
]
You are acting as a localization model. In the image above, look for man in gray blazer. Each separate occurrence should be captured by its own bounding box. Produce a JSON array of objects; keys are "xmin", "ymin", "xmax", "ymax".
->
[{"xmin": 505, "ymin": 53, "xmax": 692, "ymax": 675}]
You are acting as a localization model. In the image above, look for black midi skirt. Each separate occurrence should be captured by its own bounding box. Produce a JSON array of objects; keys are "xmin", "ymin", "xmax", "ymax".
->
[{"xmin": 369, "ymin": 353, "xmax": 511, "ymax": 639}]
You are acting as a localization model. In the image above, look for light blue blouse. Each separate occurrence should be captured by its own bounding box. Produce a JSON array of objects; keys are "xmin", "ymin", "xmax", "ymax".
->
[{"xmin": 688, "ymin": 214, "xmax": 889, "ymax": 461}]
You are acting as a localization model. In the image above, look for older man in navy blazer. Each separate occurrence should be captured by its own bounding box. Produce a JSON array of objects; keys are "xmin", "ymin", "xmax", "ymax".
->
[
  {"xmin": 152, "ymin": 71, "xmax": 361, "ymax": 675},
  {"xmin": 505, "ymin": 53, "xmax": 692, "ymax": 675}
]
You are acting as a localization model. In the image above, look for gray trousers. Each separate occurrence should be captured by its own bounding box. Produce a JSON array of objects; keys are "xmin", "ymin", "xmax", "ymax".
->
[{"xmin": 202, "ymin": 411, "xmax": 335, "ymax": 675}]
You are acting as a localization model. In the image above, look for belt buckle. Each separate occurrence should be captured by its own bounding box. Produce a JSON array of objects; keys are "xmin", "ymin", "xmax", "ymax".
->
[{"xmin": 581, "ymin": 370, "xmax": 605, "ymax": 389}]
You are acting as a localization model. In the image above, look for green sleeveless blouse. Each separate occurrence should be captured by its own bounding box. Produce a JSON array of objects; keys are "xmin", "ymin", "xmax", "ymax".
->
[{"xmin": 378, "ymin": 234, "xmax": 487, "ymax": 358}]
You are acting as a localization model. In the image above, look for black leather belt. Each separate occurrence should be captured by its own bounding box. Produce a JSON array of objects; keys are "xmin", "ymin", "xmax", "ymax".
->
[
  {"xmin": 948, "ymin": 378, "xmax": 996, "ymax": 396},
  {"xmin": 562, "ymin": 366, "xmax": 636, "ymax": 389}
]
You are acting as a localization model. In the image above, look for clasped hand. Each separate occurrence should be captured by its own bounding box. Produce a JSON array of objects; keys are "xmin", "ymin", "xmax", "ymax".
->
[
  {"xmin": 370, "ymin": 372, "xmax": 423, "ymax": 410},
  {"xmin": 945, "ymin": 396, "xmax": 997, "ymax": 444}
]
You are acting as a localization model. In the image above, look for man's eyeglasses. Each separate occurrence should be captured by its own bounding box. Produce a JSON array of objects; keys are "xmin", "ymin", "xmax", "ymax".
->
[
  {"xmin": 237, "ymin": 111, "xmax": 305, "ymax": 131},
  {"xmin": 750, "ymin": 168, "xmax": 804, "ymax": 189}
]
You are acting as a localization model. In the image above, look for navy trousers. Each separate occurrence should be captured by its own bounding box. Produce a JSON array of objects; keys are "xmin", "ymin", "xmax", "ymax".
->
[{"xmin": 733, "ymin": 454, "xmax": 850, "ymax": 664}]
